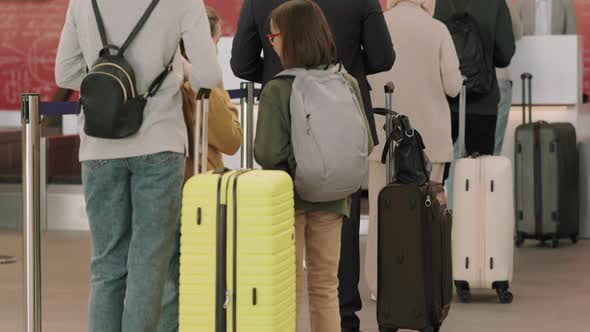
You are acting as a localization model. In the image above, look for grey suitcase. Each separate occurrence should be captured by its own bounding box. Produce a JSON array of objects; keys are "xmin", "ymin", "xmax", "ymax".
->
[{"xmin": 514, "ymin": 73, "xmax": 579, "ymax": 248}]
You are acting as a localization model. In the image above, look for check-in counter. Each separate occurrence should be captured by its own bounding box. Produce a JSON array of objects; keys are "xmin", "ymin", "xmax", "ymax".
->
[{"xmin": 510, "ymin": 36, "xmax": 582, "ymax": 107}]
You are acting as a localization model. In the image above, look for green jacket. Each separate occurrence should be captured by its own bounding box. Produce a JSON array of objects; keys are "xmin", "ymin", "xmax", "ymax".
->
[
  {"xmin": 254, "ymin": 73, "xmax": 374, "ymax": 218},
  {"xmin": 434, "ymin": 0, "xmax": 516, "ymax": 116}
]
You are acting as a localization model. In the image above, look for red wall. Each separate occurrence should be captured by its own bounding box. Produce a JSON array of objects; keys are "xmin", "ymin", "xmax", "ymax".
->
[
  {"xmin": 575, "ymin": 0, "xmax": 590, "ymax": 97},
  {"xmin": 0, "ymin": 0, "xmax": 69, "ymax": 110},
  {"xmin": 204, "ymin": 0, "xmax": 243, "ymax": 36}
]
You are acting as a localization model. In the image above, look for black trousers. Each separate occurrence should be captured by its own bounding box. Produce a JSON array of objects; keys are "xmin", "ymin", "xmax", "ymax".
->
[
  {"xmin": 443, "ymin": 112, "xmax": 498, "ymax": 181},
  {"xmin": 338, "ymin": 190, "xmax": 362, "ymax": 329},
  {"xmin": 451, "ymin": 112, "xmax": 497, "ymax": 155}
]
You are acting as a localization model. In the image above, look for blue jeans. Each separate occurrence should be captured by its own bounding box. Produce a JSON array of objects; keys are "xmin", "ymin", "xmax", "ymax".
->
[
  {"xmin": 494, "ymin": 80, "xmax": 513, "ymax": 155},
  {"xmin": 83, "ymin": 152, "xmax": 185, "ymax": 332},
  {"xmin": 444, "ymin": 142, "xmax": 459, "ymax": 210},
  {"xmin": 159, "ymin": 228, "xmax": 180, "ymax": 332}
]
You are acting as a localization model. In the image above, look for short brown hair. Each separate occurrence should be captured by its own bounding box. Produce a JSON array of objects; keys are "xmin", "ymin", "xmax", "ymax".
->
[
  {"xmin": 206, "ymin": 6, "xmax": 221, "ymax": 37},
  {"xmin": 270, "ymin": 0, "xmax": 336, "ymax": 69}
]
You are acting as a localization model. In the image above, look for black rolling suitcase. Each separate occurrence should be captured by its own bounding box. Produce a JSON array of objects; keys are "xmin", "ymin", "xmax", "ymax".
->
[
  {"xmin": 514, "ymin": 73, "xmax": 579, "ymax": 248},
  {"xmin": 375, "ymin": 83, "xmax": 453, "ymax": 332}
]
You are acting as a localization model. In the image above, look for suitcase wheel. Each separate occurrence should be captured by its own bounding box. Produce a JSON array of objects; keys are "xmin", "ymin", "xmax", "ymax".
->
[
  {"xmin": 455, "ymin": 281, "xmax": 472, "ymax": 303},
  {"xmin": 499, "ymin": 290, "xmax": 514, "ymax": 304},
  {"xmin": 493, "ymin": 282, "xmax": 514, "ymax": 304},
  {"xmin": 570, "ymin": 234, "xmax": 579, "ymax": 244},
  {"xmin": 551, "ymin": 237, "xmax": 559, "ymax": 249},
  {"xmin": 420, "ymin": 326, "xmax": 439, "ymax": 332},
  {"xmin": 457, "ymin": 289, "xmax": 472, "ymax": 303}
]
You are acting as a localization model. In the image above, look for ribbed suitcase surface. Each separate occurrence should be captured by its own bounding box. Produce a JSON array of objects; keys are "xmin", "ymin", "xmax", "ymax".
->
[{"xmin": 179, "ymin": 170, "xmax": 296, "ymax": 332}]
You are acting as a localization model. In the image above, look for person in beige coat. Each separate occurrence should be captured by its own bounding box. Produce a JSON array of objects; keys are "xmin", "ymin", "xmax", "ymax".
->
[{"xmin": 364, "ymin": 0, "xmax": 463, "ymax": 298}]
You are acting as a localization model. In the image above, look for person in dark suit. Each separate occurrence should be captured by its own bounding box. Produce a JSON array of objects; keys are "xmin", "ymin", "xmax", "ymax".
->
[{"xmin": 231, "ymin": 0, "xmax": 395, "ymax": 330}]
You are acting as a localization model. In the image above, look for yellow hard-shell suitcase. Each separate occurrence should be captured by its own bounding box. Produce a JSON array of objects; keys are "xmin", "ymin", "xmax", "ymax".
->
[{"xmin": 179, "ymin": 89, "xmax": 296, "ymax": 332}]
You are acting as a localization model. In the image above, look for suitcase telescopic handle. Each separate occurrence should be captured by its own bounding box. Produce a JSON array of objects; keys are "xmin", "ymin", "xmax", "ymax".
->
[
  {"xmin": 371, "ymin": 82, "xmax": 397, "ymax": 183},
  {"xmin": 458, "ymin": 77, "xmax": 467, "ymax": 158},
  {"xmin": 239, "ymin": 82, "xmax": 255, "ymax": 169},
  {"xmin": 373, "ymin": 86, "xmax": 397, "ymax": 114},
  {"xmin": 384, "ymin": 81, "xmax": 394, "ymax": 94},
  {"xmin": 195, "ymin": 89, "xmax": 211, "ymax": 174},
  {"xmin": 195, "ymin": 84, "xmax": 256, "ymax": 174},
  {"xmin": 383, "ymin": 82, "xmax": 396, "ymax": 184},
  {"xmin": 521, "ymin": 73, "xmax": 533, "ymax": 125}
]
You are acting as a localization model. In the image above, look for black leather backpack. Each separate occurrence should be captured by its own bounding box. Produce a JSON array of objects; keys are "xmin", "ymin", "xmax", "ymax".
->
[{"xmin": 80, "ymin": 0, "xmax": 173, "ymax": 139}]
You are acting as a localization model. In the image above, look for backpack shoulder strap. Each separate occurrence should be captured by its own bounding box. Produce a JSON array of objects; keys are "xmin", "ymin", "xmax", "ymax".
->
[
  {"xmin": 91, "ymin": 0, "xmax": 108, "ymax": 48},
  {"xmin": 144, "ymin": 55, "xmax": 174, "ymax": 98},
  {"xmin": 271, "ymin": 68, "xmax": 300, "ymax": 84},
  {"xmin": 276, "ymin": 68, "xmax": 306, "ymax": 78},
  {"xmin": 119, "ymin": 0, "xmax": 161, "ymax": 55}
]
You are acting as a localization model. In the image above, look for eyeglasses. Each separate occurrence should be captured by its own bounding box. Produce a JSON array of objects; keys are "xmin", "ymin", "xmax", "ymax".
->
[{"xmin": 266, "ymin": 32, "xmax": 282, "ymax": 44}]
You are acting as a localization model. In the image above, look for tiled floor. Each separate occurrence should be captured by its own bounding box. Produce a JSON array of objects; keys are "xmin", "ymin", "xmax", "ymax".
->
[{"xmin": 1, "ymin": 231, "xmax": 589, "ymax": 332}]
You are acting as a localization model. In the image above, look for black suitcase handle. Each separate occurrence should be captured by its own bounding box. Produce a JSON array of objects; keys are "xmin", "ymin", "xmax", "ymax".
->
[
  {"xmin": 377, "ymin": 82, "xmax": 396, "ymax": 184},
  {"xmin": 373, "ymin": 108, "xmax": 397, "ymax": 117},
  {"xmin": 521, "ymin": 73, "xmax": 533, "ymax": 124}
]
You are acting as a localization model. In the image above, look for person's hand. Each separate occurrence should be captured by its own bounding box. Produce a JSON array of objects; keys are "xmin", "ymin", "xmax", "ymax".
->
[{"xmin": 217, "ymin": 80, "xmax": 225, "ymax": 91}]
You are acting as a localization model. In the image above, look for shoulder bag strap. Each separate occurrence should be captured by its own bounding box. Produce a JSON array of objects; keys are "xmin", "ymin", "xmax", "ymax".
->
[{"xmin": 381, "ymin": 130, "xmax": 397, "ymax": 164}]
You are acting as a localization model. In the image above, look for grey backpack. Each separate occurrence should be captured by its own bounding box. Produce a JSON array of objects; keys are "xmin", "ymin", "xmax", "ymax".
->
[{"xmin": 277, "ymin": 65, "xmax": 369, "ymax": 202}]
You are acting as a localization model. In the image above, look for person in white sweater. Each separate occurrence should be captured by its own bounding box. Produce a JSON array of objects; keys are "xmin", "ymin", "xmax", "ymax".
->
[
  {"xmin": 364, "ymin": 0, "xmax": 463, "ymax": 299},
  {"xmin": 54, "ymin": 0, "xmax": 221, "ymax": 331}
]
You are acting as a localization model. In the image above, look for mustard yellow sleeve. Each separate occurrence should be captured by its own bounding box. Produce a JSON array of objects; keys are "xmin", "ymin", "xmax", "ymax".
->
[{"xmin": 207, "ymin": 88, "xmax": 243, "ymax": 156}]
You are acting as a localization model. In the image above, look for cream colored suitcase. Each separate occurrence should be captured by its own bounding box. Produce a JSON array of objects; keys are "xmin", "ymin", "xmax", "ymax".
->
[
  {"xmin": 179, "ymin": 89, "xmax": 296, "ymax": 331},
  {"xmin": 451, "ymin": 84, "xmax": 515, "ymax": 304}
]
